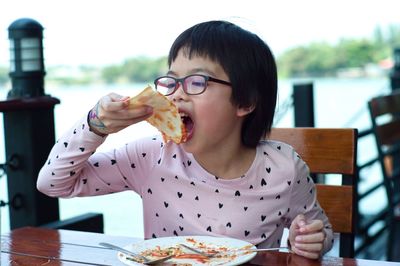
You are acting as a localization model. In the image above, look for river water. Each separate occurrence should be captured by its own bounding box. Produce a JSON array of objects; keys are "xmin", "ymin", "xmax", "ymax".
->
[{"xmin": 0, "ymin": 77, "xmax": 392, "ymax": 238}]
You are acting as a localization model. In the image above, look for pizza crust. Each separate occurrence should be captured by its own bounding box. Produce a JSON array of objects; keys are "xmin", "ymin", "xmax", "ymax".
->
[{"xmin": 129, "ymin": 86, "xmax": 187, "ymax": 144}]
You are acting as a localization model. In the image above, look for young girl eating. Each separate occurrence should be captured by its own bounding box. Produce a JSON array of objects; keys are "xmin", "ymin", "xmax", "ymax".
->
[{"xmin": 37, "ymin": 20, "xmax": 333, "ymax": 259}]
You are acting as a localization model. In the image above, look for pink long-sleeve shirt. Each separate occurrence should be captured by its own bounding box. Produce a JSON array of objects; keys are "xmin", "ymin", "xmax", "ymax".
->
[{"xmin": 37, "ymin": 116, "xmax": 333, "ymax": 252}]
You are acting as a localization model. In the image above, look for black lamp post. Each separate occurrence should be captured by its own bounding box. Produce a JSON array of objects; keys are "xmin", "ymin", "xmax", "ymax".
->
[
  {"xmin": 8, "ymin": 18, "xmax": 46, "ymax": 99},
  {"xmin": 0, "ymin": 18, "xmax": 60, "ymax": 229},
  {"xmin": 0, "ymin": 18, "xmax": 103, "ymax": 232},
  {"xmin": 390, "ymin": 48, "xmax": 400, "ymax": 91}
]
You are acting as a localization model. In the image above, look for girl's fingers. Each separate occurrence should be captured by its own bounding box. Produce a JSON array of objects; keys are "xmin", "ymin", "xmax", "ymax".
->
[
  {"xmin": 291, "ymin": 246, "xmax": 320, "ymax": 260},
  {"xmin": 102, "ymin": 113, "xmax": 154, "ymax": 129},
  {"xmin": 294, "ymin": 242, "xmax": 323, "ymax": 252},
  {"xmin": 302, "ymin": 220, "xmax": 323, "ymax": 232},
  {"xmin": 294, "ymin": 214, "xmax": 306, "ymax": 228},
  {"xmin": 289, "ymin": 214, "xmax": 305, "ymax": 235},
  {"xmin": 115, "ymin": 106, "xmax": 153, "ymax": 119},
  {"xmin": 89, "ymin": 92, "xmax": 153, "ymax": 135},
  {"xmin": 295, "ymin": 231, "xmax": 325, "ymax": 243},
  {"xmin": 100, "ymin": 106, "xmax": 153, "ymax": 121},
  {"xmin": 101, "ymin": 94, "xmax": 130, "ymax": 112},
  {"xmin": 108, "ymin": 93, "xmax": 129, "ymax": 102}
]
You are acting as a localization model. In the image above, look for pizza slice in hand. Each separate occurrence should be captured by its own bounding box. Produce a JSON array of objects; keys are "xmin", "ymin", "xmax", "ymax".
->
[{"xmin": 129, "ymin": 86, "xmax": 187, "ymax": 144}]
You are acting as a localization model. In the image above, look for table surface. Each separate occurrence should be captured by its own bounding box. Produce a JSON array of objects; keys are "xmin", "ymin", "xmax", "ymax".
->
[{"xmin": 1, "ymin": 227, "xmax": 399, "ymax": 266}]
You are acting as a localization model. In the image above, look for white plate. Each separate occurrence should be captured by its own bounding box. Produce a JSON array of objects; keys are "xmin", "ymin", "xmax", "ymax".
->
[{"xmin": 117, "ymin": 235, "xmax": 257, "ymax": 266}]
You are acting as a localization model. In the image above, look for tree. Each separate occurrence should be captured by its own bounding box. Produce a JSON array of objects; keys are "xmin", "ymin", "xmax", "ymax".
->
[
  {"xmin": 102, "ymin": 65, "xmax": 123, "ymax": 84},
  {"xmin": 121, "ymin": 56, "xmax": 167, "ymax": 83}
]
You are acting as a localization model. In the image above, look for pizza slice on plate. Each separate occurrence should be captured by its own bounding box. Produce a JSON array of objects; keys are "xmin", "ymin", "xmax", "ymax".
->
[{"xmin": 129, "ymin": 86, "xmax": 187, "ymax": 144}]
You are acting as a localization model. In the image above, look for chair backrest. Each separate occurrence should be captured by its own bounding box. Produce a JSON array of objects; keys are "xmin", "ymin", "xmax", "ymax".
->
[
  {"xmin": 368, "ymin": 89, "xmax": 400, "ymax": 212},
  {"xmin": 269, "ymin": 127, "xmax": 357, "ymax": 258}
]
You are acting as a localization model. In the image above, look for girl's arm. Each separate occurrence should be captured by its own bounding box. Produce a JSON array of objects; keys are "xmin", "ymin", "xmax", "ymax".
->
[
  {"xmin": 37, "ymin": 115, "xmax": 163, "ymax": 198},
  {"xmin": 37, "ymin": 116, "xmax": 118, "ymax": 197},
  {"xmin": 285, "ymin": 149, "xmax": 333, "ymax": 258},
  {"xmin": 37, "ymin": 92, "xmax": 154, "ymax": 198}
]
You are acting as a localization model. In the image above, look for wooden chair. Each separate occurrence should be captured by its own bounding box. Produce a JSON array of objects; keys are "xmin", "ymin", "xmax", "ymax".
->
[
  {"xmin": 268, "ymin": 127, "xmax": 357, "ymax": 258},
  {"xmin": 368, "ymin": 89, "xmax": 400, "ymax": 260}
]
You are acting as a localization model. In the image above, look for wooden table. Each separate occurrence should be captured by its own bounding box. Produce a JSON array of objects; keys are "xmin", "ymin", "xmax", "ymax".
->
[{"xmin": 1, "ymin": 227, "xmax": 399, "ymax": 266}]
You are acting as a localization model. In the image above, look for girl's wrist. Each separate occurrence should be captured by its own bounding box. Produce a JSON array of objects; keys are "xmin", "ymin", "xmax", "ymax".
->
[{"xmin": 87, "ymin": 104, "xmax": 108, "ymax": 137}]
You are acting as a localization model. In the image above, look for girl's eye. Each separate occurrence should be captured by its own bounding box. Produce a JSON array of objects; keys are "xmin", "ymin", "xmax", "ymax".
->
[
  {"xmin": 191, "ymin": 81, "xmax": 205, "ymax": 87},
  {"xmin": 167, "ymin": 83, "xmax": 176, "ymax": 89}
]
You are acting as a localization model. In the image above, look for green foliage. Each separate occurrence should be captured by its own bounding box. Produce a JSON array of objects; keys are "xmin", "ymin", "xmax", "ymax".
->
[
  {"xmin": 102, "ymin": 56, "xmax": 167, "ymax": 84},
  {"xmin": 102, "ymin": 65, "xmax": 123, "ymax": 83},
  {"xmin": 277, "ymin": 23, "xmax": 400, "ymax": 77},
  {"xmin": 278, "ymin": 42, "xmax": 337, "ymax": 77},
  {"xmin": 336, "ymin": 38, "xmax": 378, "ymax": 67}
]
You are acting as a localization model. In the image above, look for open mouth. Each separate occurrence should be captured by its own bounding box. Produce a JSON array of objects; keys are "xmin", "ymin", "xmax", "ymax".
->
[{"xmin": 180, "ymin": 111, "xmax": 194, "ymax": 140}]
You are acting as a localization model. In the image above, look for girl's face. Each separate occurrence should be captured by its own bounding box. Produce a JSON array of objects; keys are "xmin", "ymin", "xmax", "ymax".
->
[{"xmin": 167, "ymin": 49, "xmax": 249, "ymax": 155}]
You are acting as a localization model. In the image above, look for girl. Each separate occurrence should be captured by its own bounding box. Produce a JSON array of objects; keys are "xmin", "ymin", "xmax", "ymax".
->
[{"xmin": 37, "ymin": 20, "xmax": 332, "ymax": 259}]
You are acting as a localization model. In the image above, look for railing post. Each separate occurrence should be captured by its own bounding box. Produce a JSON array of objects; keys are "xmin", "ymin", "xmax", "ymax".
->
[
  {"xmin": 293, "ymin": 82, "xmax": 315, "ymax": 127},
  {"xmin": 390, "ymin": 48, "xmax": 400, "ymax": 91},
  {"xmin": 293, "ymin": 82, "xmax": 317, "ymax": 182}
]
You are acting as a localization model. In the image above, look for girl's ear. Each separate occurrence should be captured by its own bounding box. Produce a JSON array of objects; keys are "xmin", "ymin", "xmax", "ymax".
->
[{"xmin": 237, "ymin": 105, "xmax": 255, "ymax": 117}]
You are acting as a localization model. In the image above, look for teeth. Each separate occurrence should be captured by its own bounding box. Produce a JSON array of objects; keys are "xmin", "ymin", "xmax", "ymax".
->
[{"xmin": 179, "ymin": 112, "xmax": 188, "ymax": 118}]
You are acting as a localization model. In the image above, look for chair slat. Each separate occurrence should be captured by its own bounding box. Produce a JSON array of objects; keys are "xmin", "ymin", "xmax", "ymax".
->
[
  {"xmin": 375, "ymin": 119, "xmax": 400, "ymax": 146},
  {"xmin": 316, "ymin": 184, "xmax": 353, "ymax": 233},
  {"xmin": 269, "ymin": 128, "xmax": 356, "ymax": 174},
  {"xmin": 369, "ymin": 89, "xmax": 400, "ymax": 117}
]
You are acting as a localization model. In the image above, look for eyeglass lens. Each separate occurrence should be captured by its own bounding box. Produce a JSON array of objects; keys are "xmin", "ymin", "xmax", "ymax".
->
[{"xmin": 155, "ymin": 75, "xmax": 207, "ymax": 95}]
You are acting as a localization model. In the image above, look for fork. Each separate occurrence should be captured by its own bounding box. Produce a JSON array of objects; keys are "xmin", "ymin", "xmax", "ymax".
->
[
  {"xmin": 179, "ymin": 243, "xmax": 289, "ymax": 258},
  {"xmin": 99, "ymin": 242, "xmax": 174, "ymax": 265}
]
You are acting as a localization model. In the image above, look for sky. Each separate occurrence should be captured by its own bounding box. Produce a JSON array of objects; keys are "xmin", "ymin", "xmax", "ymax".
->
[{"xmin": 1, "ymin": 0, "xmax": 400, "ymax": 67}]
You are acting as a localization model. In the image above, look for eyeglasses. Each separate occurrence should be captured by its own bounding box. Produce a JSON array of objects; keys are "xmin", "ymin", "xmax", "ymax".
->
[{"xmin": 154, "ymin": 74, "xmax": 231, "ymax": 96}]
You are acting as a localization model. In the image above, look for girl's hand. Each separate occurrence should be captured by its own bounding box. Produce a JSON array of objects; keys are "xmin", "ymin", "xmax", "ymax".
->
[
  {"xmin": 88, "ymin": 93, "xmax": 153, "ymax": 136},
  {"xmin": 288, "ymin": 214, "xmax": 326, "ymax": 259}
]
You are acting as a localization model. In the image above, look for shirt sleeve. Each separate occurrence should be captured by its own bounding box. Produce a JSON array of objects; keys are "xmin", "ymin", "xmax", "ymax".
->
[
  {"xmin": 37, "ymin": 116, "xmax": 162, "ymax": 198},
  {"xmin": 284, "ymin": 148, "xmax": 334, "ymax": 255}
]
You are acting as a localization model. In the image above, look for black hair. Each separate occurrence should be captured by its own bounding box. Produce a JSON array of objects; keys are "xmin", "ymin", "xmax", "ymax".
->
[{"xmin": 168, "ymin": 20, "xmax": 277, "ymax": 148}]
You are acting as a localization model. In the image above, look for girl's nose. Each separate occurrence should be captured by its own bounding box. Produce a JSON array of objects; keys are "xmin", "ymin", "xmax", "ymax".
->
[{"xmin": 170, "ymin": 82, "xmax": 187, "ymax": 102}]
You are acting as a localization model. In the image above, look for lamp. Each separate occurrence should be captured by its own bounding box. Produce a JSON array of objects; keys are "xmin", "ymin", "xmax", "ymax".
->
[{"xmin": 8, "ymin": 18, "xmax": 45, "ymax": 99}]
